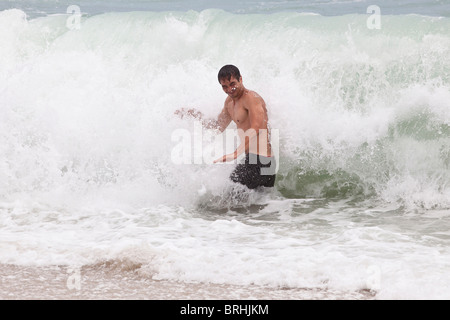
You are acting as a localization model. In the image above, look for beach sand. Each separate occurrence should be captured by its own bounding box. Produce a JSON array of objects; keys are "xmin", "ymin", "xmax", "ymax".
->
[{"xmin": 0, "ymin": 263, "xmax": 375, "ymax": 300}]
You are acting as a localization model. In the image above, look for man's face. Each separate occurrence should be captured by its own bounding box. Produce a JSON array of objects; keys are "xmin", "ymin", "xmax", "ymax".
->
[{"xmin": 220, "ymin": 76, "xmax": 242, "ymax": 98}]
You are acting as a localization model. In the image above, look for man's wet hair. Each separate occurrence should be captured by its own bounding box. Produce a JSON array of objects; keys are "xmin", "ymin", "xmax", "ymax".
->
[{"xmin": 218, "ymin": 65, "xmax": 241, "ymax": 83}]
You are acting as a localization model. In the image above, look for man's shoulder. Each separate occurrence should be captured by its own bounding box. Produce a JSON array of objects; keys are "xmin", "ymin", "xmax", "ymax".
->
[
  {"xmin": 249, "ymin": 90, "xmax": 262, "ymax": 98},
  {"xmin": 244, "ymin": 90, "xmax": 265, "ymax": 106},
  {"xmin": 224, "ymin": 96, "xmax": 233, "ymax": 106}
]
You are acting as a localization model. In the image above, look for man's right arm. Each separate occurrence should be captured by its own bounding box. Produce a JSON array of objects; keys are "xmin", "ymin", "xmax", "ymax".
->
[
  {"xmin": 175, "ymin": 104, "xmax": 231, "ymax": 132},
  {"xmin": 209, "ymin": 104, "xmax": 232, "ymax": 132}
]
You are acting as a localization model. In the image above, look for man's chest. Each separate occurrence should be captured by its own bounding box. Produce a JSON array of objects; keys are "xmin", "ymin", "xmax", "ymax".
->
[{"xmin": 227, "ymin": 103, "xmax": 249, "ymax": 125}]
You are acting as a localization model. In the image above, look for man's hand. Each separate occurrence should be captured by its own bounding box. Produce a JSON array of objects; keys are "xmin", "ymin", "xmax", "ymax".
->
[{"xmin": 213, "ymin": 153, "xmax": 236, "ymax": 163}]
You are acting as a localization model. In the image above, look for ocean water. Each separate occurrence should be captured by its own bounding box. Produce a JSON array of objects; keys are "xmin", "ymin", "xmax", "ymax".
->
[{"xmin": 1, "ymin": 0, "xmax": 450, "ymax": 300}]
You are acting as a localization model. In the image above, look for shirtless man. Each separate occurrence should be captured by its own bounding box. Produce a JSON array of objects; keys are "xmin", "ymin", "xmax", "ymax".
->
[{"xmin": 176, "ymin": 65, "xmax": 276, "ymax": 189}]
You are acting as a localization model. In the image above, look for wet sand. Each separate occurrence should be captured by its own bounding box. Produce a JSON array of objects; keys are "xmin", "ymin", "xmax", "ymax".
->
[{"xmin": 0, "ymin": 263, "xmax": 375, "ymax": 300}]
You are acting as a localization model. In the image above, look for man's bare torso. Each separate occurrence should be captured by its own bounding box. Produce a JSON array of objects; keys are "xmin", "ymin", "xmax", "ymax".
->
[{"xmin": 224, "ymin": 89, "xmax": 272, "ymax": 157}]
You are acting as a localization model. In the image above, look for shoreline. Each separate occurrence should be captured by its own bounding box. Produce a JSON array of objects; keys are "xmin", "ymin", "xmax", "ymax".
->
[{"xmin": 0, "ymin": 263, "xmax": 375, "ymax": 300}]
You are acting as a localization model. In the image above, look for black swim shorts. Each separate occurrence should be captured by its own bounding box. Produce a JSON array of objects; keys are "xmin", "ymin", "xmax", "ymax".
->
[{"xmin": 230, "ymin": 153, "xmax": 276, "ymax": 189}]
